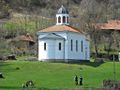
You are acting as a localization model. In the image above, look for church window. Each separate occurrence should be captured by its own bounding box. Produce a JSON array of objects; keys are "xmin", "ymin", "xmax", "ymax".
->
[
  {"xmin": 44, "ymin": 43, "xmax": 46, "ymax": 50},
  {"xmin": 63, "ymin": 16, "xmax": 66, "ymax": 23},
  {"xmin": 58, "ymin": 16, "xmax": 61, "ymax": 23},
  {"xmin": 71, "ymin": 40, "xmax": 73, "ymax": 51},
  {"xmin": 76, "ymin": 40, "xmax": 78, "ymax": 52},
  {"xmin": 59, "ymin": 42, "xmax": 61, "ymax": 51},
  {"xmin": 67, "ymin": 17, "xmax": 69, "ymax": 23},
  {"xmin": 81, "ymin": 41, "xmax": 83, "ymax": 52}
]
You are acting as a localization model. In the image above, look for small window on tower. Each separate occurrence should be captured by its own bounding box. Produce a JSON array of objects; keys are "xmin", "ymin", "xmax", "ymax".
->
[
  {"xmin": 58, "ymin": 16, "xmax": 61, "ymax": 23},
  {"xmin": 63, "ymin": 16, "xmax": 66, "ymax": 23}
]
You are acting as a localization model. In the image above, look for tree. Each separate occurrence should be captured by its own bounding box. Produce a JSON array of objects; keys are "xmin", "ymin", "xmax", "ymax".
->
[
  {"xmin": 78, "ymin": 0, "xmax": 107, "ymax": 58},
  {"xmin": 112, "ymin": 31, "xmax": 120, "ymax": 51},
  {"xmin": 106, "ymin": 0, "xmax": 120, "ymax": 20},
  {"xmin": 0, "ymin": 0, "xmax": 10, "ymax": 19}
]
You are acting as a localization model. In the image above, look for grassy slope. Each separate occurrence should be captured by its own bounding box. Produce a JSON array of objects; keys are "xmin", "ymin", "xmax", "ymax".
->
[
  {"xmin": 0, "ymin": 61, "xmax": 120, "ymax": 90},
  {"xmin": 2, "ymin": 13, "xmax": 54, "ymax": 33}
]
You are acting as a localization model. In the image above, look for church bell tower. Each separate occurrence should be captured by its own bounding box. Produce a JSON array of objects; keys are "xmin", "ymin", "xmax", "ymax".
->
[{"xmin": 56, "ymin": 5, "xmax": 69, "ymax": 25}]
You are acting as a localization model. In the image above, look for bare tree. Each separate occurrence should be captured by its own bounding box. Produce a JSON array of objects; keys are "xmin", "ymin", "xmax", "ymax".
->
[
  {"xmin": 78, "ymin": 0, "xmax": 107, "ymax": 58},
  {"xmin": 112, "ymin": 31, "xmax": 120, "ymax": 51}
]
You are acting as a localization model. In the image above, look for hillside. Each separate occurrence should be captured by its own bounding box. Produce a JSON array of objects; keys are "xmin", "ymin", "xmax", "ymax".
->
[
  {"xmin": 1, "ymin": 0, "xmax": 120, "ymax": 19},
  {"xmin": 0, "ymin": 60, "xmax": 120, "ymax": 90},
  {"xmin": 0, "ymin": 0, "xmax": 120, "ymax": 58}
]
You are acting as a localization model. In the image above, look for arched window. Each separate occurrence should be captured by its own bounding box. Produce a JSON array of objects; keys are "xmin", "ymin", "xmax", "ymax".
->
[
  {"xmin": 67, "ymin": 17, "xmax": 69, "ymax": 23},
  {"xmin": 59, "ymin": 42, "xmax": 61, "ymax": 51},
  {"xmin": 63, "ymin": 16, "xmax": 66, "ymax": 23},
  {"xmin": 71, "ymin": 40, "xmax": 73, "ymax": 51},
  {"xmin": 58, "ymin": 16, "xmax": 61, "ymax": 23},
  {"xmin": 76, "ymin": 40, "xmax": 78, "ymax": 52},
  {"xmin": 44, "ymin": 43, "xmax": 46, "ymax": 50},
  {"xmin": 81, "ymin": 41, "xmax": 83, "ymax": 52}
]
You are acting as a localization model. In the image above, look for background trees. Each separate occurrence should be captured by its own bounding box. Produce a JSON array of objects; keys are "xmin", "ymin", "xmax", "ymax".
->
[
  {"xmin": 0, "ymin": 0, "xmax": 10, "ymax": 19},
  {"xmin": 0, "ymin": 0, "xmax": 119, "ymax": 58}
]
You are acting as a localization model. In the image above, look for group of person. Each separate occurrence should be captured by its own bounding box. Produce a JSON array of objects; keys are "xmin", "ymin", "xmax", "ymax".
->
[
  {"xmin": 74, "ymin": 75, "xmax": 83, "ymax": 85},
  {"xmin": 0, "ymin": 73, "xmax": 4, "ymax": 79},
  {"xmin": 21, "ymin": 76, "xmax": 82, "ymax": 88},
  {"xmin": 22, "ymin": 80, "xmax": 35, "ymax": 88}
]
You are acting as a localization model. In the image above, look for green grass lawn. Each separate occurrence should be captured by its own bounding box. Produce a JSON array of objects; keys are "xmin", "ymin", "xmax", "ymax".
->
[{"xmin": 0, "ymin": 60, "xmax": 120, "ymax": 90}]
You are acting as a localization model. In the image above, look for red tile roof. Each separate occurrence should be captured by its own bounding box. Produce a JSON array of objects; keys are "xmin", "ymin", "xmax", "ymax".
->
[
  {"xmin": 97, "ymin": 20, "xmax": 120, "ymax": 30},
  {"xmin": 38, "ymin": 25, "xmax": 83, "ymax": 33}
]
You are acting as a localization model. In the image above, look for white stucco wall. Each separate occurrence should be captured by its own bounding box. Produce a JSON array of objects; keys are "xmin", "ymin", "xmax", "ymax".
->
[
  {"xmin": 38, "ymin": 31, "xmax": 90, "ymax": 61},
  {"xmin": 85, "ymin": 40, "xmax": 90, "ymax": 60},
  {"xmin": 38, "ymin": 34, "xmax": 65, "ymax": 61},
  {"xmin": 55, "ymin": 40, "xmax": 65, "ymax": 59},
  {"xmin": 67, "ymin": 32, "xmax": 89, "ymax": 60}
]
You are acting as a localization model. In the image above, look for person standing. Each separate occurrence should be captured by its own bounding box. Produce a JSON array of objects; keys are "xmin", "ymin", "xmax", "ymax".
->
[
  {"xmin": 79, "ymin": 76, "xmax": 83, "ymax": 85},
  {"xmin": 74, "ymin": 75, "xmax": 78, "ymax": 85}
]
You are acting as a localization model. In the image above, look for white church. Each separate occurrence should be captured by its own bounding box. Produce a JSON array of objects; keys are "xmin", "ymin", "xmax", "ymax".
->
[{"xmin": 37, "ymin": 5, "xmax": 90, "ymax": 62}]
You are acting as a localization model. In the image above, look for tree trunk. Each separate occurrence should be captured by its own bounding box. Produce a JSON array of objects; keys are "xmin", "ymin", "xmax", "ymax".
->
[
  {"xmin": 107, "ymin": 38, "xmax": 113, "ymax": 59},
  {"xmin": 93, "ymin": 33, "xmax": 98, "ymax": 59}
]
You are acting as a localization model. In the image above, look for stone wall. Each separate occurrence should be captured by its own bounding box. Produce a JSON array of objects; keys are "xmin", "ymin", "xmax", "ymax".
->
[{"xmin": 103, "ymin": 80, "xmax": 120, "ymax": 90}]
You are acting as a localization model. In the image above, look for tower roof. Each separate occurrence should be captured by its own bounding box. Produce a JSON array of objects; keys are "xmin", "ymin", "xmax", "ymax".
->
[{"xmin": 57, "ymin": 5, "xmax": 69, "ymax": 14}]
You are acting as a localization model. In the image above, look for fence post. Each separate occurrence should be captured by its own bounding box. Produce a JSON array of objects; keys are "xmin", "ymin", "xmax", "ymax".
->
[{"xmin": 113, "ymin": 54, "xmax": 116, "ymax": 80}]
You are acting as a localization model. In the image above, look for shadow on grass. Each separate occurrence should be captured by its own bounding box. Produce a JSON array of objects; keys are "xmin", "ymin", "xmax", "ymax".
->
[
  {"xmin": 0, "ymin": 86, "xmax": 62, "ymax": 90},
  {"xmin": 52, "ymin": 61, "xmax": 105, "ymax": 67},
  {"xmin": 0, "ymin": 86, "xmax": 21, "ymax": 90},
  {"xmin": 0, "ymin": 61, "xmax": 19, "ymax": 75},
  {"xmin": 38, "ymin": 87, "xmax": 65, "ymax": 90},
  {"xmin": 0, "ymin": 61, "xmax": 11, "ymax": 67},
  {"xmin": 0, "ymin": 86, "xmax": 105, "ymax": 90},
  {"xmin": 68, "ymin": 61, "xmax": 105, "ymax": 67}
]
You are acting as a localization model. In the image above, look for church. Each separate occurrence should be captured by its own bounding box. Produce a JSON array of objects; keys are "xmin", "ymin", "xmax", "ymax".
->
[{"xmin": 37, "ymin": 6, "xmax": 90, "ymax": 62}]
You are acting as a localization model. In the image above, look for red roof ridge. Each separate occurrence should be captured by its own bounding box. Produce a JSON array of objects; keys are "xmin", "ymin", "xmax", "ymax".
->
[
  {"xmin": 96, "ymin": 20, "xmax": 120, "ymax": 30},
  {"xmin": 38, "ymin": 25, "xmax": 83, "ymax": 33},
  {"xmin": 66, "ymin": 25, "xmax": 83, "ymax": 33}
]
